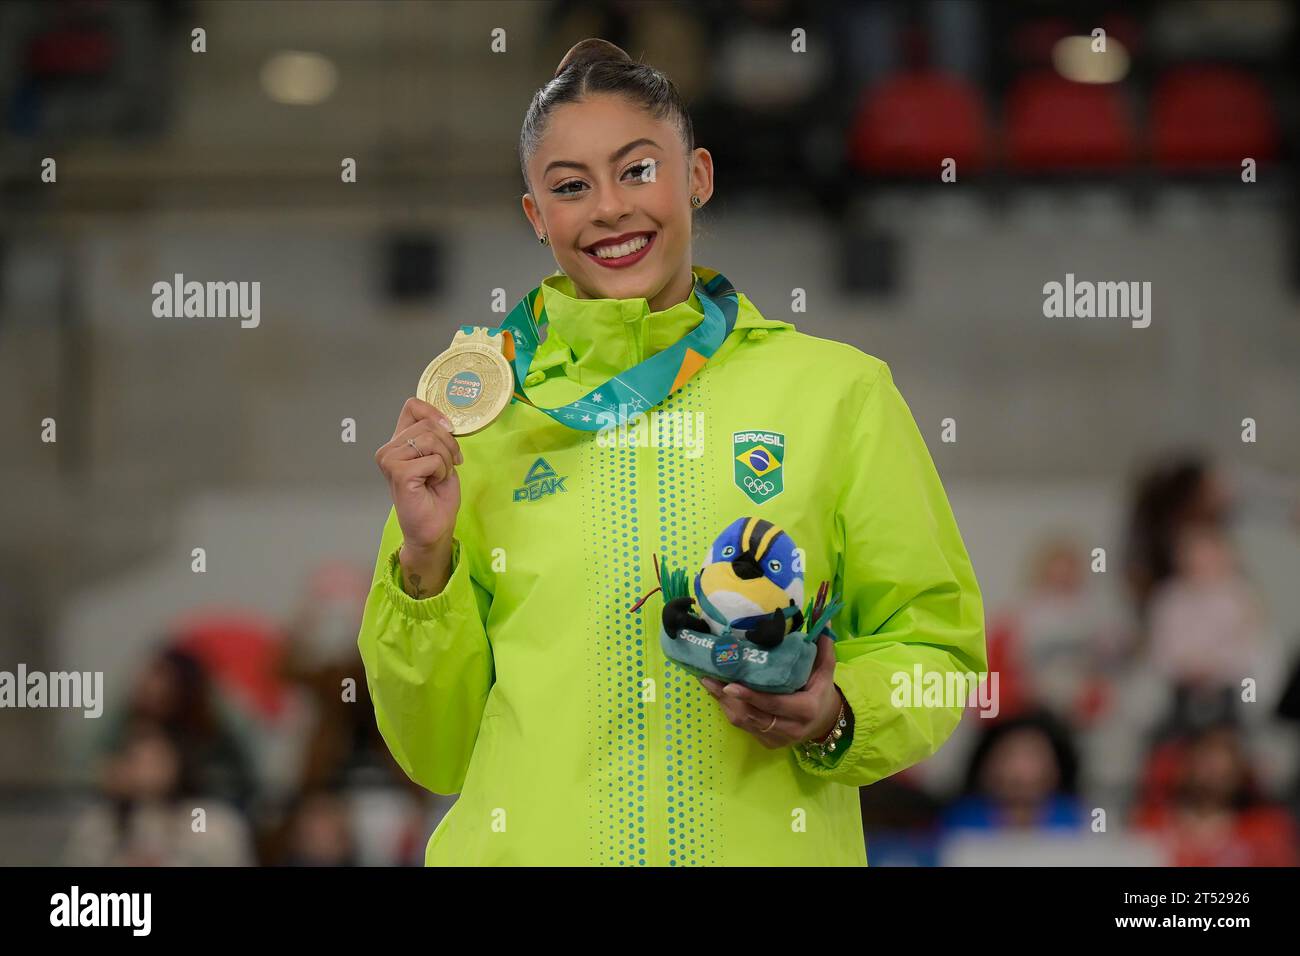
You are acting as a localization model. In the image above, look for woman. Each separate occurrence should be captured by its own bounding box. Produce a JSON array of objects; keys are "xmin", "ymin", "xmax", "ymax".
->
[
  {"xmin": 1133, "ymin": 721, "xmax": 1298, "ymax": 867},
  {"xmin": 359, "ymin": 39, "xmax": 985, "ymax": 866},
  {"xmin": 941, "ymin": 711, "xmax": 1084, "ymax": 833},
  {"xmin": 66, "ymin": 722, "xmax": 254, "ymax": 867}
]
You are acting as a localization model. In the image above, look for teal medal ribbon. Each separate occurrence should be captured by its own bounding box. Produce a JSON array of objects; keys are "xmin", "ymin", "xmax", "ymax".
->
[{"xmin": 462, "ymin": 268, "xmax": 740, "ymax": 432}]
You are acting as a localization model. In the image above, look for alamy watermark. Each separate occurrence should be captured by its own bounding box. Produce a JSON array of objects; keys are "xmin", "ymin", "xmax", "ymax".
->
[
  {"xmin": 50, "ymin": 886, "xmax": 151, "ymax": 936},
  {"xmin": 596, "ymin": 406, "xmax": 706, "ymax": 458},
  {"xmin": 1042, "ymin": 273, "xmax": 1151, "ymax": 328},
  {"xmin": 151, "ymin": 273, "xmax": 260, "ymax": 328},
  {"xmin": 0, "ymin": 664, "xmax": 103, "ymax": 718},
  {"xmin": 890, "ymin": 664, "xmax": 1000, "ymax": 718}
]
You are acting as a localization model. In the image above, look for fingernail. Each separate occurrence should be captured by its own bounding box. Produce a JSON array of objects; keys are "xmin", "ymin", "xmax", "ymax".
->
[
  {"xmin": 722, "ymin": 683, "xmax": 744, "ymax": 698},
  {"xmin": 455, "ymin": 450, "xmax": 464, "ymax": 464}
]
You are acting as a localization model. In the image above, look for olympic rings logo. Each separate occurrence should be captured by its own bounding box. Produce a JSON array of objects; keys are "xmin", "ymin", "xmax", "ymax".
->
[{"xmin": 744, "ymin": 475, "xmax": 775, "ymax": 496}]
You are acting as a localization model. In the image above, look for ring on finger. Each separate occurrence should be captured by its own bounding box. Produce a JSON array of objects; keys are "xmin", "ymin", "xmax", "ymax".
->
[
  {"xmin": 406, "ymin": 437, "xmax": 424, "ymax": 457},
  {"xmin": 751, "ymin": 713, "xmax": 777, "ymax": 733}
]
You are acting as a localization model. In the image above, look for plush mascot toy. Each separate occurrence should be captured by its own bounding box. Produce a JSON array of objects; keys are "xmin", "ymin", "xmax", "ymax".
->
[{"xmin": 630, "ymin": 516, "xmax": 844, "ymax": 694}]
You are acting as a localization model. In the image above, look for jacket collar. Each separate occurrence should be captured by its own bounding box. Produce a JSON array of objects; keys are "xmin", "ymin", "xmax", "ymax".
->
[{"xmin": 526, "ymin": 265, "xmax": 794, "ymax": 389}]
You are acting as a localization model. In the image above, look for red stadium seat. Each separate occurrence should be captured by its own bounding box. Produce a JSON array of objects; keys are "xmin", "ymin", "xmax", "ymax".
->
[
  {"xmin": 1152, "ymin": 65, "xmax": 1280, "ymax": 171},
  {"xmin": 848, "ymin": 71, "xmax": 990, "ymax": 176},
  {"xmin": 27, "ymin": 28, "xmax": 114, "ymax": 77},
  {"xmin": 1006, "ymin": 70, "xmax": 1137, "ymax": 172}
]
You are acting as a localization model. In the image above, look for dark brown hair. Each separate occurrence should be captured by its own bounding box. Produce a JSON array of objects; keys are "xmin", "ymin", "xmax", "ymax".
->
[{"xmin": 518, "ymin": 38, "xmax": 695, "ymax": 192}]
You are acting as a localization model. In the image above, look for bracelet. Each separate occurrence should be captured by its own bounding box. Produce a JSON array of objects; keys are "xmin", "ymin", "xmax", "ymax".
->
[{"xmin": 799, "ymin": 691, "xmax": 848, "ymax": 761}]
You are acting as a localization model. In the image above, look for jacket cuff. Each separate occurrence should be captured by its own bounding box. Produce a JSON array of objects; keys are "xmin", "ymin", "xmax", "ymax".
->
[
  {"xmin": 792, "ymin": 663, "xmax": 877, "ymax": 781},
  {"xmin": 382, "ymin": 537, "xmax": 470, "ymax": 622}
]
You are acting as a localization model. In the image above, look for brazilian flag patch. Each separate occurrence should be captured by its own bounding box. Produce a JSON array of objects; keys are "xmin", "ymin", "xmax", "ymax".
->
[{"xmin": 733, "ymin": 430, "xmax": 785, "ymax": 504}]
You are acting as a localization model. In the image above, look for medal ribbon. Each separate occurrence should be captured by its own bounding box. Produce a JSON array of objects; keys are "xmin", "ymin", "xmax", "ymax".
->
[{"xmin": 461, "ymin": 267, "xmax": 740, "ymax": 432}]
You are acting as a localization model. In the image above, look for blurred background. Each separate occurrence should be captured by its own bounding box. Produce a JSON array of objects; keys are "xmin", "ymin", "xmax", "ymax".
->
[{"xmin": 1, "ymin": 0, "xmax": 1299, "ymax": 866}]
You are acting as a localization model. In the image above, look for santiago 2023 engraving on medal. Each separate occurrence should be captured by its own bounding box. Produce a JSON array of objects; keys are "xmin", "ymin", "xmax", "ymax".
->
[{"xmin": 416, "ymin": 328, "xmax": 513, "ymax": 435}]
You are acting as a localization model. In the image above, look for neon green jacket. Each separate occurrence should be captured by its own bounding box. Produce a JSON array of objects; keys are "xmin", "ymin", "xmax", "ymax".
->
[{"xmin": 358, "ymin": 265, "xmax": 986, "ymax": 866}]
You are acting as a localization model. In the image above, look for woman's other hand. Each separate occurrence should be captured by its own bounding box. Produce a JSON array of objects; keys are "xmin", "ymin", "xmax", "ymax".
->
[{"xmin": 698, "ymin": 635, "xmax": 850, "ymax": 750}]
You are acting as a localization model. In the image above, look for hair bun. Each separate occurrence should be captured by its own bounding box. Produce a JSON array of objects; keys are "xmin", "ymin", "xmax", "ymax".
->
[{"xmin": 553, "ymin": 38, "xmax": 632, "ymax": 79}]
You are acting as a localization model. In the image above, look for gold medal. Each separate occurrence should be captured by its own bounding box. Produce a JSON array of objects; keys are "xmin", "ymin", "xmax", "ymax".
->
[{"xmin": 416, "ymin": 327, "xmax": 513, "ymax": 435}]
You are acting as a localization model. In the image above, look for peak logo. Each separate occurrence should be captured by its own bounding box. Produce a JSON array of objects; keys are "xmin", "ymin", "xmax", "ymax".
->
[{"xmin": 513, "ymin": 457, "xmax": 568, "ymax": 502}]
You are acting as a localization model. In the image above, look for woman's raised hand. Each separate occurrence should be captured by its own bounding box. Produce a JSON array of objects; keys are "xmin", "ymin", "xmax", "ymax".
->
[{"xmin": 374, "ymin": 397, "xmax": 464, "ymax": 597}]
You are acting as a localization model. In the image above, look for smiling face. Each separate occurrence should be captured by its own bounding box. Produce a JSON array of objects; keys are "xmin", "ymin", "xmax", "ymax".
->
[{"xmin": 522, "ymin": 94, "xmax": 713, "ymax": 312}]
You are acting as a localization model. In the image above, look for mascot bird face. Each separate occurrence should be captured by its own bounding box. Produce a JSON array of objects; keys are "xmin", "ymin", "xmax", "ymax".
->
[{"xmin": 693, "ymin": 517, "xmax": 804, "ymax": 637}]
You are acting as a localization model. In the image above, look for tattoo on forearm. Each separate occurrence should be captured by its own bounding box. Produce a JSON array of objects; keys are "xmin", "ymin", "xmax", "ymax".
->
[{"xmin": 408, "ymin": 572, "xmax": 426, "ymax": 599}]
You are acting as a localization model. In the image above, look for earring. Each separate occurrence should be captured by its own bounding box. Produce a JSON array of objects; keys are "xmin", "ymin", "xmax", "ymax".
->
[
  {"xmin": 538, "ymin": 233, "xmax": 549, "ymax": 245},
  {"xmin": 690, "ymin": 195, "xmax": 703, "ymax": 208}
]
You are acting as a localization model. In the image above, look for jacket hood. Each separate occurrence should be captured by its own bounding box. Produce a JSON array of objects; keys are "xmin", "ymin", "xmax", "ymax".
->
[{"xmin": 522, "ymin": 265, "xmax": 795, "ymax": 392}]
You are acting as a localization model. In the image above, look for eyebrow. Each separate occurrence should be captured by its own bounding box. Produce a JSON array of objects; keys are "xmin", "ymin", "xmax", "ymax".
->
[{"xmin": 543, "ymin": 138, "xmax": 662, "ymax": 177}]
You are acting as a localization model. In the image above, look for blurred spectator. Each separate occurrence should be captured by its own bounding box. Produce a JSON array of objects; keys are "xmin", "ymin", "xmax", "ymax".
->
[
  {"xmin": 1123, "ymin": 451, "xmax": 1300, "ymax": 629},
  {"xmin": 941, "ymin": 711, "xmax": 1085, "ymax": 832},
  {"xmin": 264, "ymin": 786, "xmax": 439, "ymax": 866},
  {"xmin": 1147, "ymin": 522, "xmax": 1273, "ymax": 704},
  {"xmin": 278, "ymin": 789, "xmax": 358, "ymax": 867},
  {"xmin": 347, "ymin": 787, "xmax": 450, "ymax": 866},
  {"xmin": 1123, "ymin": 453, "xmax": 1232, "ymax": 628},
  {"xmin": 280, "ymin": 561, "xmax": 413, "ymax": 792},
  {"xmin": 93, "ymin": 645, "xmax": 257, "ymax": 811},
  {"xmin": 253, "ymin": 562, "xmax": 431, "ymax": 866},
  {"xmin": 985, "ymin": 532, "xmax": 1131, "ymax": 725},
  {"xmin": 1133, "ymin": 721, "xmax": 1298, "ymax": 866},
  {"xmin": 1274, "ymin": 651, "xmax": 1300, "ymax": 817},
  {"xmin": 64, "ymin": 722, "xmax": 253, "ymax": 866},
  {"xmin": 165, "ymin": 610, "xmax": 303, "ymax": 800}
]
